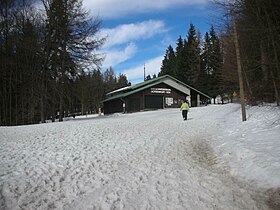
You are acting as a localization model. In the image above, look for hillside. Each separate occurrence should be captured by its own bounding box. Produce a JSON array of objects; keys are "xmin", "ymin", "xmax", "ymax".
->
[{"xmin": 1, "ymin": 103, "xmax": 279, "ymax": 209}]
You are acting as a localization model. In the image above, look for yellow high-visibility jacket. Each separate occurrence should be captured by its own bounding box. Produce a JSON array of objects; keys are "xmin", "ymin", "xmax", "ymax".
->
[{"xmin": 180, "ymin": 102, "xmax": 189, "ymax": 111}]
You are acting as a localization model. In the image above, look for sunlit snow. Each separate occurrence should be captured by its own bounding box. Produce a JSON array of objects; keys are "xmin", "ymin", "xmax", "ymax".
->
[{"xmin": 1, "ymin": 103, "xmax": 280, "ymax": 209}]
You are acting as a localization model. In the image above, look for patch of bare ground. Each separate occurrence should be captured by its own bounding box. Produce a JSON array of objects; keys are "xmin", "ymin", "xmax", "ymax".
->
[
  {"xmin": 264, "ymin": 187, "xmax": 280, "ymax": 210},
  {"xmin": 188, "ymin": 137, "xmax": 280, "ymax": 210},
  {"xmin": 0, "ymin": 185, "xmax": 6, "ymax": 210}
]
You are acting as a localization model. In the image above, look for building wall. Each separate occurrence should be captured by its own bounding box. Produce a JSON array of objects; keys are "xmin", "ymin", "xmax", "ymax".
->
[
  {"xmin": 124, "ymin": 83, "xmax": 188, "ymax": 112},
  {"xmin": 125, "ymin": 92, "xmax": 142, "ymax": 112},
  {"xmin": 163, "ymin": 79, "xmax": 190, "ymax": 96},
  {"xmin": 103, "ymin": 99, "xmax": 123, "ymax": 114},
  {"xmin": 144, "ymin": 83, "xmax": 188, "ymax": 108},
  {"xmin": 103, "ymin": 82, "xmax": 210, "ymax": 114},
  {"xmin": 190, "ymin": 89, "xmax": 211, "ymax": 107}
]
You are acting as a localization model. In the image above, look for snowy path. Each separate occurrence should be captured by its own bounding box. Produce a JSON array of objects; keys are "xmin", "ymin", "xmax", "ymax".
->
[{"xmin": 0, "ymin": 104, "xmax": 279, "ymax": 209}]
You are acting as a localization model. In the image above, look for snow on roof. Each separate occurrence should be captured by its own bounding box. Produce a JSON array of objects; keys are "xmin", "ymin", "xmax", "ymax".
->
[{"xmin": 106, "ymin": 85, "xmax": 132, "ymax": 96}]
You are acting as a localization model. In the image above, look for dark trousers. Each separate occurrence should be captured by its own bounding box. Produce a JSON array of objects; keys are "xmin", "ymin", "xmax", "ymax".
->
[{"xmin": 182, "ymin": 110, "xmax": 188, "ymax": 120}]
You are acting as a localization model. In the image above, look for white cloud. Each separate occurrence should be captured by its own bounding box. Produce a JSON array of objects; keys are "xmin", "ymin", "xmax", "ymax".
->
[
  {"xmin": 100, "ymin": 20, "xmax": 166, "ymax": 48},
  {"xmin": 102, "ymin": 43, "xmax": 137, "ymax": 69},
  {"xmin": 83, "ymin": 0, "xmax": 209, "ymax": 19},
  {"xmin": 99, "ymin": 20, "xmax": 166, "ymax": 68},
  {"xmin": 122, "ymin": 55, "xmax": 164, "ymax": 83}
]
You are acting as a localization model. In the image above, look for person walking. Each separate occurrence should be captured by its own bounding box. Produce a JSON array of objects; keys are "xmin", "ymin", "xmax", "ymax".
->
[{"xmin": 180, "ymin": 100, "xmax": 189, "ymax": 120}]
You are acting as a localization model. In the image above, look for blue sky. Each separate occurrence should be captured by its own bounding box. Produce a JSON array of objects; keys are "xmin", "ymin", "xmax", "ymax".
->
[{"xmin": 83, "ymin": 0, "xmax": 215, "ymax": 84}]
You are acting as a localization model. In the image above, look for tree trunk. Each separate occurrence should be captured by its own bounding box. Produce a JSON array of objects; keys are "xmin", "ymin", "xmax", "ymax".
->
[
  {"xmin": 9, "ymin": 69, "xmax": 12, "ymax": 125},
  {"xmin": 59, "ymin": 90, "xmax": 64, "ymax": 122},
  {"xmin": 231, "ymin": 9, "xmax": 246, "ymax": 121},
  {"xmin": 242, "ymin": 66, "xmax": 253, "ymax": 104},
  {"xmin": 40, "ymin": 94, "xmax": 45, "ymax": 123},
  {"xmin": 270, "ymin": 39, "xmax": 280, "ymax": 106},
  {"xmin": 260, "ymin": 41, "xmax": 268, "ymax": 82},
  {"xmin": 270, "ymin": 68, "xmax": 279, "ymax": 106},
  {"xmin": 263, "ymin": 4, "xmax": 280, "ymax": 105}
]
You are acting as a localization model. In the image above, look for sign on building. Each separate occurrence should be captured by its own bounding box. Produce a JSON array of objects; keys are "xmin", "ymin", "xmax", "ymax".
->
[
  {"xmin": 165, "ymin": 97, "xmax": 173, "ymax": 106},
  {"xmin": 151, "ymin": 88, "xmax": 171, "ymax": 94}
]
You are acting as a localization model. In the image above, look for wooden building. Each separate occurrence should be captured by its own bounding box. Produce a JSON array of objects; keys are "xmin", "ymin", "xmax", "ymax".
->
[{"xmin": 102, "ymin": 75, "xmax": 211, "ymax": 114}]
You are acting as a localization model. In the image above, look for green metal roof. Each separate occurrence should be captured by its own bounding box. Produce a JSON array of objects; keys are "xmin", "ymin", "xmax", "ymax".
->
[{"xmin": 101, "ymin": 75, "xmax": 211, "ymax": 103}]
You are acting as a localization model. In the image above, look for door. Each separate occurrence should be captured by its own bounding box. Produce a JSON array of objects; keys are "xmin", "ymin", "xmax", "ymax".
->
[
  {"xmin": 145, "ymin": 95, "xmax": 163, "ymax": 109},
  {"xmin": 127, "ymin": 98, "xmax": 140, "ymax": 112}
]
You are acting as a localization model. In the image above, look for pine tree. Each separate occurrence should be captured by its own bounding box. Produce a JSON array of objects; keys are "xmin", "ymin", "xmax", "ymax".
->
[
  {"xmin": 0, "ymin": 0, "xmax": 104, "ymax": 125},
  {"xmin": 103, "ymin": 67, "xmax": 117, "ymax": 92},
  {"xmin": 175, "ymin": 36, "xmax": 187, "ymax": 81},
  {"xmin": 185, "ymin": 23, "xmax": 201, "ymax": 86},
  {"xmin": 209, "ymin": 25, "xmax": 223, "ymax": 99},
  {"xmin": 90, "ymin": 69, "xmax": 104, "ymax": 113},
  {"xmin": 219, "ymin": 30, "xmax": 239, "ymax": 102},
  {"xmin": 159, "ymin": 45, "xmax": 176, "ymax": 77},
  {"xmin": 117, "ymin": 73, "xmax": 129, "ymax": 88},
  {"xmin": 43, "ymin": 0, "xmax": 104, "ymax": 121},
  {"xmin": 198, "ymin": 32, "xmax": 211, "ymax": 94},
  {"xmin": 145, "ymin": 74, "xmax": 152, "ymax": 81}
]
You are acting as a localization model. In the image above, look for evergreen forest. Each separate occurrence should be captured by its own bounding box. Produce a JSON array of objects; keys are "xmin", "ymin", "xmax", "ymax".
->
[
  {"xmin": 158, "ymin": 0, "xmax": 280, "ymax": 107},
  {"xmin": 0, "ymin": 0, "xmax": 129, "ymax": 125},
  {"xmin": 1, "ymin": 0, "xmax": 279, "ymax": 126}
]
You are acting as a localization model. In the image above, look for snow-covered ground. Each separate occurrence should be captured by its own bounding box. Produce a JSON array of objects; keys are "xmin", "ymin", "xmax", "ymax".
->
[{"xmin": 0, "ymin": 103, "xmax": 280, "ymax": 210}]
